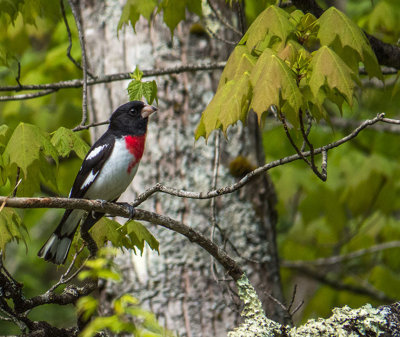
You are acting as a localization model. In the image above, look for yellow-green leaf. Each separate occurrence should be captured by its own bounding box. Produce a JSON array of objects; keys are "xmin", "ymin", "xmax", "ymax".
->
[
  {"xmin": 217, "ymin": 45, "xmax": 257, "ymax": 90},
  {"xmin": 250, "ymin": 48, "xmax": 303, "ymax": 126},
  {"xmin": 308, "ymin": 46, "xmax": 356, "ymax": 108},
  {"xmin": 240, "ymin": 5, "xmax": 295, "ymax": 51},
  {"xmin": 195, "ymin": 73, "xmax": 252, "ymax": 140},
  {"xmin": 317, "ymin": 7, "xmax": 382, "ymax": 79},
  {"xmin": 0, "ymin": 208, "xmax": 27, "ymax": 253},
  {"xmin": 51, "ymin": 127, "xmax": 90, "ymax": 159},
  {"xmin": 3, "ymin": 123, "xmax": 58, "ymax": 178},
  {"xmin": 121, "ymin": 220, "xmax": 159, "ymax": 254}
]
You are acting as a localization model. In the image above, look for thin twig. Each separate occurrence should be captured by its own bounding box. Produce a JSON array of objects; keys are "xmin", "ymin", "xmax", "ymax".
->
[
  {"xmin": 206, "ymin": 27, "xmax": 238, "ymax": 45},
  {"xmin": 207, "ymin": 0, "xmax": 242, "ymax": 36},
  {"xmin": 12, "ymin": 168, "xmax": 21, "ymax": 198},
  {"xmin": 0, "ymin": 62, "xmax": 226, "ymax": 92},
  {"xmin": 68, "ymin": 0, "xmax": 89, "ymax": 126},
  {"xmin": 0, "ymin": 89, "xmax": 57, "ymax": 101},
  {"xmin": 72, "ymin": 120, "xmax": 109, "ymax": 131},
  {"xmin": 281, "ymin": 262, "xmax": 394, "ymax": 302},
  {"xmin": 15, "ymin": 61, "xmax": 22, "ymax": 89},
  {"xmin": 210, "ymin": 132, "xmax": 221, "ymax": 283},
  {"xmin": 60, "ymin": 0, "xmax": 95, "ymax": 78},
  {"xmin": 299, "ymin": 110, "xmax": 327, "ymax": 181},
  {"xmin": 286, "ymin": 241, "xmax": 400, "ymax": 267},
  {"xmin": 48, "ymin": 245, "xmax": 86, "ymax": 292},
  {"xmin": 279, "ymin": 112, "xmax": 312, "ymax": 167},
  {"xmin": 131, "ymin": 114, "xmax": 387, "ymax": 205}
]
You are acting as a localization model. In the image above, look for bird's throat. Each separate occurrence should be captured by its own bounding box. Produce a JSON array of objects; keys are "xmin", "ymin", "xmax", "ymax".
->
[{"xmin": 125, "ymin": 134, "xmax": 146, "ymax": 173}]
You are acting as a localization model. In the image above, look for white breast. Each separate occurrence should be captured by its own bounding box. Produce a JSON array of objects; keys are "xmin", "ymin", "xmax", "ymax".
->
[{"xmin": 84, "ymin": 138, "xmax": 139, "ymax": 201}]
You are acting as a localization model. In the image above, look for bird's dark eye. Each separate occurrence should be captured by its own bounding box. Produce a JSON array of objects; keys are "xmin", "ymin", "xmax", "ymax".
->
[{"xmin": 129, "ymin": 108, "xmax": 135, "ymax": 113}]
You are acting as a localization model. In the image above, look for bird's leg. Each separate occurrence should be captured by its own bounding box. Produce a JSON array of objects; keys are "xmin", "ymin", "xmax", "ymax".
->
[{"xmin": 80, "ymin": 213, "xmax": 98, "ymax": 259}]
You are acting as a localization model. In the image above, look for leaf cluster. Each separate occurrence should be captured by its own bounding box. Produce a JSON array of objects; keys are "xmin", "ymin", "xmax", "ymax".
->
[
  {"xmin": 118, "ymin": 0, "xmax": 202, "ymax": 35},
  {"xmin": 77, "ymin": 252, "xmax": 171, "ymax": 337},
  {"xmin": 195, "ymin": 5, "xmax": 382, "ymax": 140}
]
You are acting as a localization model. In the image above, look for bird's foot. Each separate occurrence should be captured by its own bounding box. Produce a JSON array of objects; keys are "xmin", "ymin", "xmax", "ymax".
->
[
  {"xmin": 118, "ymin": 202, "xmax": 136, "ymax": 219},
  {"xmin": 95, "ymin": 199, "xmax": 107, "ymax": 208}
]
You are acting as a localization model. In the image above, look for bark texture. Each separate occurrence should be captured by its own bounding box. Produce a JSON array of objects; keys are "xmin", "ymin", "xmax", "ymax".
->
[{"xmin": 81, "ymin": 1, "xmax": 284, "ymax": 335}]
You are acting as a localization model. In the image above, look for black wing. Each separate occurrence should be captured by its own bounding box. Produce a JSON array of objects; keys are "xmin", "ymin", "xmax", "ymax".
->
[{"xmin": 69, "ymin": 131, "xmax": 115, "ymax": 199}]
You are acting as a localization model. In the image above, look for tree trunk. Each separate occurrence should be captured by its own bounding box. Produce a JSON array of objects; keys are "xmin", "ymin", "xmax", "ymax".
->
[{"xmin": 81, "ymin": 1, "xmax": 285, "ymax": 335}]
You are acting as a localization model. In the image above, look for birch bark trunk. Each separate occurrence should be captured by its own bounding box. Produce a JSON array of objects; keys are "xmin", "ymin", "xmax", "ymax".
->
[{"xmin": 81, "ymin": 1, "xmax": 285, "ymax": 335}]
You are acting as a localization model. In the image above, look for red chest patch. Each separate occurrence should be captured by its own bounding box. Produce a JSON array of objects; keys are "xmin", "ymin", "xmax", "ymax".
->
[{"xmin": 125, "ymin": 135, "xmax": 146, "ymax": 174}]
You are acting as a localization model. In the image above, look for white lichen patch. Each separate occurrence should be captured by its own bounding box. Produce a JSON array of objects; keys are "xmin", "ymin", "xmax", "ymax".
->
[
  {"xmin": 229, "ymin": 275, "xmax": 389, "ymax": 337},
  {"xmin": 228, "ymin": 275, "xmax": 282, "ymax": 337},
  {"xmin": 290, "ymin": 304, "xmax": 387, "ymax": 337}
]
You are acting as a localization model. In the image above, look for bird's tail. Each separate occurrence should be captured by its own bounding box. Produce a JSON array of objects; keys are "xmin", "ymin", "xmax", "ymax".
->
[
  {"xmin": 38, "ymin": 233, "xmax": 74, "ymax": 265},
  {"xmin": 38, "ymin": 209, "xmax": 84, "ymax": 265}
]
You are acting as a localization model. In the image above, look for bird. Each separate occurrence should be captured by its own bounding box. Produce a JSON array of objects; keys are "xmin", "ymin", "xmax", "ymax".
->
[{"xmin": 38, "ymin": 101, "xmax": 157, "ymax": 265}]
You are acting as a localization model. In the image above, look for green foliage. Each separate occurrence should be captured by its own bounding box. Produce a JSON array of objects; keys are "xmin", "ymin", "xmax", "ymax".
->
[
  {"xmin": 90, "ymin": 217, "xmax": 159, "ymax": 255},
  {"xmin": 120, "ymin": 220, "xmax": 160, "ymax": 254},
  {"xmin": 118, "ymin": 0, "xmax": 202, "ymax": 35},
  {"xmin": 0, "ymin": 208, "xmax": 27, "ymax": 253},
  {"xmin": 359, "ymin": 0, "xmax": 400, "ymax": 43},
  {"xmin": 127, "ymin": 66, "xmax": 158, "ymax": 104},
  {"xmin": 195, "ymin": 5, "xmax": 382, "ymax": 140},
  {"xmin": 77, "ymin": 257, "xmax": 172, "ymax": 337},
  {"xmin": 51, "ymin": 127, "xmax": 90, "ymax": 159}
]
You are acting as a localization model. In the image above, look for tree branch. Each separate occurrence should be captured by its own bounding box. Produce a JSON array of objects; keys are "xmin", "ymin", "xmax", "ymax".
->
[
  {"xmin": 0, "ymin": 89, "xmax": 57, "ymax": 101},
  {"xmin": 0, "ymin": 62, "xmax": 226, "ymax": 93},
  {"xmin": 0, "ymin": 197, "xmax": 244, "ymax": 281},
  {"xmin": 132, "ymin": 113, "xmax": 388, "ymax": 205},
  {"xmin": 68, "ymin": 0, "xmax": 89, "ymax": 126}
]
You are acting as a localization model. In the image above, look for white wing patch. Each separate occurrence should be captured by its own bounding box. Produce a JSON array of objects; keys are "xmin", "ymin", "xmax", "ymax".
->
[
  {"xmin": 86, "ymin": 144, "xmax": 108, "ymax": 160},
  {"xmin": 81, "ymin": 170, "xmax": 99, "ymax": 190}
]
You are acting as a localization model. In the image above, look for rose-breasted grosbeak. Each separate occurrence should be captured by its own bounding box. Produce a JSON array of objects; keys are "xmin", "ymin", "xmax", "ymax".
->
[{"xmin": 38, "ymin": 101, "xmax": 157, "ymax": 264}]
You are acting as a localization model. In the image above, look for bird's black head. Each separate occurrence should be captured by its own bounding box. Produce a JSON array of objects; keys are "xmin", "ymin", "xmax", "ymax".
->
[{"xmin": 109, "ymin": 101, "xmax": 157, "ymax": 136}]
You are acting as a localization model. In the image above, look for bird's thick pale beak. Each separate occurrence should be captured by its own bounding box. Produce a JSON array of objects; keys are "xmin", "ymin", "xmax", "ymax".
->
[{"xmin": 141, "ymin": 104, "xmax": 158, "ymax": 118}]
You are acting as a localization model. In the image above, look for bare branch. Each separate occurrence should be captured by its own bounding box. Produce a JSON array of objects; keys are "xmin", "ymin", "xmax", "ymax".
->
[
  {"xmin": 72, "ymin": 120, "xmax": 109, "ymax": 131},
  {"xmin": 287, "ymin": 241, "xmax": 400, "ymax": 267},
  {"xmin": 68, "ymin": 0, "xmax": 89, "ymax": 126},
  {"xmin": 281, "ymin": 261, "xmax": 395, "ymax": 302},
  {"xmin": 0, "ymin": 197, "xmax": 244, "ymax": 281},
  {"xmin": 0, "ymin": 62, "xmax": 226, "ymax": 92},
  {"xmin": 206, "ymin": 26, "xmax": 238, "ymax": 45},
  {"xmin": 60, "ymin": 0, "xmax": 95, "ymax": 78},
  {"xmin": 207, "ymin": 0, "xmax": 242, "ymax": 36},
  {"xmin": 0, "ymin": 89, "xmax": 57, "ymax": 101},
  {"xmin": 133, "ymin": 113, "xmax": 389, "ymax": 205}
]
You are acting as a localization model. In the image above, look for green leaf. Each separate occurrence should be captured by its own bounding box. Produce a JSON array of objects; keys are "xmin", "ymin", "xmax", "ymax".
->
[
  {"xmin": 51, "ymin": 127, "xmax": 90, "ymax": 159},
  {"xmin": 250, "ymin": 48, "xmax": 303, "ymax": 126},
  {"xmin": 90, "ymin": 217, "xmax": 123, "ymax": 248},
  {"xmin": 117, "ymin": 0, "xmax": 157, "ymax": 32},
  {"xmin": 317, "ymin": 7, "xmax": 382, "ymax": 79},
  {"xmin": 195, "ymin": 73, "xmax": 252, "ymax": 140},
  {"xmin": 307, "ymin": 46, "xmax": 356, "ymax": 110},
  {"xmin": 130, "ymin": 66, "xmax": 143, "ymax": 81},
  {"xmin": 217, "ymin": 45, "xmax": 257, "ymax": 90},
  {"xmin": 142, "ymin": 80, "xmax": 158, "ymax": 105},
  {"xmin": 240, "ymin": 5, "xmax": 295, "ymax": 52},
  {"xmin": 77, "ymin": 296, "xmax": 98, "ymax": 322},
  {"xmin": 0, "ymin": 208, "xmax": 27, "ymax": 253},
  {"xmin": 161, "ymin": 0, "xmax": 186, "ymax": 34},
  {"xmin": 0, "ymin": 124, "xmax": 11, "ymax": 149},
  {"xmin": 127, "ymin": 79, "xmax": 158, "ymax": 104},
  {"xmin": 121, "ymin": 220, "xmax": 159, "ymax": 254},
  {"xmin": 3, "ymin": 123, "xmax": 58, "ymax": 178}
]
